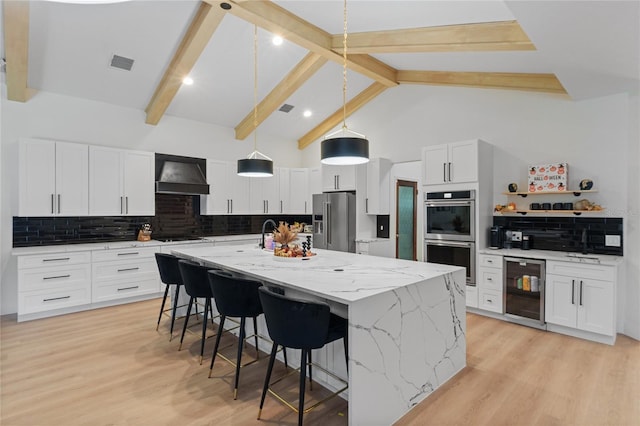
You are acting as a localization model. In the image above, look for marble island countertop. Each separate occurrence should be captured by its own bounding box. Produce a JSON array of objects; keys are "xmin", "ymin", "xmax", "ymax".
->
[{"xmin": 172, "ymin": 245, "xmax": 463, "ymax": 305}]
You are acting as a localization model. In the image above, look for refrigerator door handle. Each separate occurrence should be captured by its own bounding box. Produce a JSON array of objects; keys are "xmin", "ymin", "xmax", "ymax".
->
[{"xmin": 326, "ymin": 202, "xmax": 332, "ymax": 246}]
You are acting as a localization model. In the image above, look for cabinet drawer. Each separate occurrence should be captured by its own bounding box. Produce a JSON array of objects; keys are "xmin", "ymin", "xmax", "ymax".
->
[
  {"xmin": 92, "ymin": 277, "xmax": 159, "ymax": 302},
  {"xmin": 479, "ymin": 254, "xmax": 502, "ymax": 269},
  {"xmin": 479, "ymin": 290, "xmax": 503, "ymax": 313},
  {"xmin": 18, "ymin": 264, "xmax": 91, "ymax": 292},
  {"xmin": 546, "ymin": 260, "xmax": 614, "ymax": 282},
  {"xmin": 19, "ymin": 286, "xmax": 91, "ymax": 315},
  {"xmin": 478, "ymin": 268, "xmax": 502, "ymax": 291},
  {"xmin": 92, "ymin": 246, "xmax": 157, "ymax": 262},
  {"xmin": 92, "ymin": 258, "xmax": 158, "ymax": 283},
  {"xmin": 18, "ymin": 251, "xmax": 91, "ymax": 269}
]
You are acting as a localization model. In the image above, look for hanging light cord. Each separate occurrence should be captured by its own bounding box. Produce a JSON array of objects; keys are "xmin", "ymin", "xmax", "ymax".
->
[
  {"xmin": 253, "ymin": 23, "xmax": 258, "ymax": 154},
  {"xmin": 342, "ymin": 0, "xmax": 348, "ymax": 131}
]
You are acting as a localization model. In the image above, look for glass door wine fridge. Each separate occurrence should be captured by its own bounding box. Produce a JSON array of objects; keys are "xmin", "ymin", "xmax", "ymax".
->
[{"xmin": 503, "ymin": 257, "xmax": 546, "ymax": 328}]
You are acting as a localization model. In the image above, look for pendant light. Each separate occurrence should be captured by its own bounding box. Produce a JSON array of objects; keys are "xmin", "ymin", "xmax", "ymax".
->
[
  {"xmin": 238, "ymin": 25, "xmax": 274, "ymax": 177},
  {"xmin": 321, "ymin": 0, "xmax": 369, "ymax": 166}
]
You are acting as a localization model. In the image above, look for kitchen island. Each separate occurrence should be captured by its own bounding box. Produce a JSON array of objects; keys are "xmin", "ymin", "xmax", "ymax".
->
[{"xmin": 172, "ymin": 245, "xmax": 466, "ymax": 425}]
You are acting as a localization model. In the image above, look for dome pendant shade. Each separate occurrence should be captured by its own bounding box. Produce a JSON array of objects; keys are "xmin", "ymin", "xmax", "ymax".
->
[
  {"xmin": 237, "ymin": 158, "xmax": 273, "ymax": 177},
  {"xmin": 321, "ymin": 136, "xmax": 369, "ymax": 165}
]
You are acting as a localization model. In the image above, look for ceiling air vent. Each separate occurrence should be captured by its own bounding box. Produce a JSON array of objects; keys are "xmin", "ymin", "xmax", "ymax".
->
[
  {"xmin": 279, "ymin": 104, "xmax": 294, "ymax": 113},
  {"xmin": 110, "ymin": 54, "xmax": 134, "ymax": 71}
]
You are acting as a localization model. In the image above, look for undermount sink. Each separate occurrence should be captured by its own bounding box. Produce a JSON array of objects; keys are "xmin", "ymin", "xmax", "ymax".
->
[{"xmin": 564, "ymin": 253, "xmax": 601, "ymax": 264}]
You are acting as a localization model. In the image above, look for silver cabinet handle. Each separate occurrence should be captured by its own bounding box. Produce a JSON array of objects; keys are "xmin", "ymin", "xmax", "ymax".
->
[
  {"xmin": 487, "ymin": 298, "xmax": 493, "ymax": 303},
  {"xmin": 337, "ymin": 175, "xmax": 340, "ymax": 189},
  {"xmin": 304, "ymin": 201, "xmax": 307, "ymax": 213},
  {"xmin": 43, "ymin": 257, "xmax": 70, "ymax": 262},
  {"xmin": 571, "ymin": 280, "xmax": 575, "ymax": 304},
  {"xmin": 117, "ymin": 286, "xmax": 139, "ymax": 291},
  {"xmin": 43, "ymin": 274, "xmax": 71, "ymax": 280},
  {"xmin": 227, "ymin": 199, "xmax": 230, "ymax": 214},
  {"xmin": 579, "ymin": 280, "xmax": 583, "ymax": 306},
  {"xmin": 280, "ymin": 200, "xmax": 283, "ymax": 213},
  {"xmin": 487, "ymin": 277, "xmax": 493, "ymax": 281},
  {"xmin": 366, "ymin": 198, "xmax": 369, "ymax": 213},
  {"xmin": 117, "ymin": 267, "xmax": 139, "ymax": 272},
  {"xmin": 51, "ymin": 194, "xmax": 55, "ymax": 214},
  {"xmin": 117, "ymin": 252, "xmax": 139, "ymax": 256},
  {"xmin": 57, "ymin": 194, "xmax": 61, "ymax": 214},
  {"xmin": 443, "ymin": 163, "xmax": 446, "ymax": 182},
  {"xmin": 120, "ymin": 196, "xmax": 124, "ymax": 214},
  {"xmin": 126, "ymin": 196, "xmax": 129, "ymax": 214},
  {"xmin": 230, "ymin": 199, "xmax": 233, "ymax": 213},
  {"xmin": 44, "ymin": 295, "xmax": 70, "ymax": 302},
  {"xmin": 448, "ymin": 162, "xmax": 452, "ymax": 182},
  {"xmin": 487, "ymin": 259, "xmax": 494, "ymax": 264}
]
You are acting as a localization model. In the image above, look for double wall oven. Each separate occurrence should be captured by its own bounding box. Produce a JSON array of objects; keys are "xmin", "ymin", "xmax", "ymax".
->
[{"xmin": 424, "ymin": 190, "xmax": 476, "ymax": 285}]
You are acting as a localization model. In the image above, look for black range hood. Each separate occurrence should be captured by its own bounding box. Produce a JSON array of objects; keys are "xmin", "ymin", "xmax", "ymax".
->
[{"xmin": 155, "ymin": 153, "xmax": 210, "ymax": 195}]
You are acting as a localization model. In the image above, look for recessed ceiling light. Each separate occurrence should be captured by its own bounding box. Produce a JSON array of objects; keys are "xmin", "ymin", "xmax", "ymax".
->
[
  {"xmin": 183, "ymin": 76, "xmax": 194, "ymax": 86},
  {"xmin": 303, "ymin": 110, "xmax": 312, "ymax": 118},
  {"xmin": 272, "ymin": 36, "xmax": 283, "ymax": 46}
]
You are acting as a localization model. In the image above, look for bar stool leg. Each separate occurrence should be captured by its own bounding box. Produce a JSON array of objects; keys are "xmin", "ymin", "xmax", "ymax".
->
[
  {"xmin": 253, "ymin": 316, "xmax": 259, "ymax": 358},
  {"xmin": 179, "ymin": 297, "xmax": 194, "ymax": 351},
  {"xmin": 344, "ymin": 333, "xmax": 349, "ymax": 373},
  {"xmin": 209, "ymin": 315, "xmax": 226, "ymax": 377},
  {"xmin": 298, "ymin": 349, "xmax": 307, "ymax": 426},
  {"xmin": 234, "ymin": 317, "xmax": 247, "ymax": 400},
  {"xmin": 308, "ymin": 350, "xmax": 313, "ymax": 391},
  {"xmin": 257, "ymin": 343, "xmax": 278, "ymax": 420},
  {"xmin": 156, "ymin": 284, "xmax": 170, "ymax": 331},
  {"xmin": 169, "ymin": 284, "xmax": 181, "ymax": 341},
  {"xmin": 199, "ymin": 298, "xmax": 210, "ymax": 364},
  {"xmin": 282, "ymin": 346, "xmax": 288, "ymax": 370}
]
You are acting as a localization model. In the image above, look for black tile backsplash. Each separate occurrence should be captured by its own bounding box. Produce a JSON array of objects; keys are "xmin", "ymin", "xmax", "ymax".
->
[
  {"xmin": 13, "ymin": 194, "xmax": 311, "ymax": 247},
  {"xmin": 492, "ymin": 216, "xmax": 623, "ymax": 256}
]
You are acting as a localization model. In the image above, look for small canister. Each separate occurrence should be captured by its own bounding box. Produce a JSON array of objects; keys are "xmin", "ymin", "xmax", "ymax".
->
[
  {"xmin": 516, "ymin": 277, "xmax": 523, "ymax": 290},
  {"xmin": 523, "ymin": 275, "xmax": 531, "ymax": 291},
  {"xmin": 531, "ymin": 276, "xmax": 540, "ymax": 292}
]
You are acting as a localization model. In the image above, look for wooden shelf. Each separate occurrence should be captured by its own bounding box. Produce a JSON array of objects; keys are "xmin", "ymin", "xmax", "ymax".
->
[
  {"xmin": 495, "ymin": 209, "xmax": 605, "ymax": 216},
  {"xmin": 502, "ymin": 190, "xmax": 598, "ymax": 197}
]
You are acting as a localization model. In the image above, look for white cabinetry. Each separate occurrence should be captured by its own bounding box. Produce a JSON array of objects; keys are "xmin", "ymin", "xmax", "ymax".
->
[
  {"xmin": 92, "ymin": 247, "xmax": 160, "ymax": 302},
  {"xmin": 365, "ymin": 158, "xmax": 391, "ymax": 215},
  {"xmin": 19, "ymin": 138, "xmax": 89, "ymax": 216},
  {"xmin": 322, "ymin": 164, "xmax": 356, "ymax": 192},
  {"xmin": 89, "ymin": 146, "xmax": 154, "ymax": 216},
  {"xmin": 423, "ymin": 140, "xmax": 479, "ymax": 185},
  {"xmin": 289, "ymin": 168, "xmax": 311, "ymax": 214},
  {"xmin": 17, "ymin": 251, "xmax": 92, "ymax": 320},
  {"xmin": 545, "ymin": 260, "xmax": 616, "ymax": 340},
  {"xmin": 477, "ymin": 254, "xmax": 503, "ymax": 313},
  {"xmin": 309, "ymin": 167, "xmax": 322, "ymax": 196},
  {"xmin": 250, "ymin": 169, "xmax": 279, "ymax": 214},
  {"xmin": 200, "ymin": 160, "xmax": 250, "ymax": 215}
]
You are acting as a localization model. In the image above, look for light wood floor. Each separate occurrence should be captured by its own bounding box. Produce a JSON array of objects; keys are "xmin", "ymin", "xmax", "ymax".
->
[{"xmin": 1, "ymin": 299, "xmax": 638, "ymax": 426}]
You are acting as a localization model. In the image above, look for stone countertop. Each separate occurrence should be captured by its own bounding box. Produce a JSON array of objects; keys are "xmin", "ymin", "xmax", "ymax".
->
[
  {"xmin": 170, "ymin": 245, "xmax": 463, "ymax": 305},
  {"xmin": 12, "ymin": 234, "xmax": 262, "ymax": 256},
  {"xmin": 478, "ymin": 247, "xmax": 623, "ymax": 266}
]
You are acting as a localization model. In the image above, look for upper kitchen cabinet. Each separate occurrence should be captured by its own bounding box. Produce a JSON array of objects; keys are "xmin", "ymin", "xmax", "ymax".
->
[
  {"xmin": 289, "ymin": 168, "xmax": 311, "ymax": 214},
  {"xmin": 365, "ymin": 158, "xmax": 391, "ymax": 215},
  {"xmin": 423, "ymin": 140, "xmax": 485, "ymax": 185},
  {"xmin": 200, "ymin": 160, "xmax": 250, "ymax": 215},
  {"xmin": 89, "ymin": 146, "xmax": 154, "ymax": 216},
  {"xmin": 19, "ymin": 138, "xmax": 89, "ymax": 217},
  {"xmin": 309, "ymin": 167, "xmax": 322, "ymax": 196},
  {"xmin": 322, "ymin": 164, "xmax": 357, "ymax": 192},
  {"xmin": 249, "ymin": 168, "xmax": 280, "ymax": 214}
]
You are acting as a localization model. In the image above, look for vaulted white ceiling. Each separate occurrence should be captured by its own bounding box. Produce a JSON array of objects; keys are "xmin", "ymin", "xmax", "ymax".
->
[{"xmin": 2, "ymin": 1, "xmax": 638, "ymax": 145}]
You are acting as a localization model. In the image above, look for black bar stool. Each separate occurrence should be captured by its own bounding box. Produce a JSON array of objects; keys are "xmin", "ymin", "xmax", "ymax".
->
[
  {"xmin": 154, "ymin": 253, "xmax": 185, "ymax": 340},
  {"xmin": 207, "ymin": 270, "xmax": 264, "ymax": 400},
  {"xmin": 257, "ymin": 286, "xmax": 348, "ymax": 426},
  {"xmin": 177, "ymin": 259, "xmax": 218, "ymax": 364}
]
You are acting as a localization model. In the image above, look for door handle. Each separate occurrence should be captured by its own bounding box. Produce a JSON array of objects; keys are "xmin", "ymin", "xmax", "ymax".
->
[
  {"xmin": 230, "ymin": 199, "xmax": 233, "ymax": 213},
  {"xmin": 117, "ymin": 286, "xmax": 139, "ymax": 291},
  {"xmin": 280, "ymin": 200, "xmax": 283, "ymax": 213},
  {"xmin": 571, "ymin": 280, "xmax": 575, "ymax": 304},
  {"xmin": 57, "ymin": 194, "xmax": 61, "ymax": 214},
  {"xmin": 579, "ymin": 280, "xmax": 583, "ymax": 306},
  {"xmin": 43, "ymin": 295, "xmax": 71, "ymax": 302},
  {"xmin": 366, "ymin": 198, "xmax": 369, "ymax": 213},
  {"xmin": 43, "ymin": 257, "xmax": 70, "ymax": 262},
  {"xmin": 43, "ymin": 274, "xmax": 71, "ymax": 280},
  {"xmin": 51, "ymin": 194, "xmax": 55, "ymax": 214},
  {"xmin": 126, "ymin": 196, "xmax": 129, "ymax": 214},
  {"xmin": 443, "ymin": 163, "xmax": 446, "ymax": 182},
  {"xmin": 120, "ymin": 196, "xmax": 124, "ymax": 214},
  {"xmin": 117, "ymin": 252, "xmax": 139, "ymax": 256},
  {"xmin": 448, "ymin": 162, "xmax": 452, "ymax": 182},
  {"xmin": 117, "ymin": 267, "xmax": 139, "ymax": 272}
]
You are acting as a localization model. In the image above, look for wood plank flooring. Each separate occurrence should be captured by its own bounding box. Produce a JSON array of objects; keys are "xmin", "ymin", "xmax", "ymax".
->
[{"xmin": 1, "ymin": 299, "xmax": 638, "ymax": 426}]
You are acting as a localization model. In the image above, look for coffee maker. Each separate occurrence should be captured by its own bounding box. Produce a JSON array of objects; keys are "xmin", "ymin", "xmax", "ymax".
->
[{"xmin": 490, "ymin": 226, "xmax": 504, "ymax": 248}]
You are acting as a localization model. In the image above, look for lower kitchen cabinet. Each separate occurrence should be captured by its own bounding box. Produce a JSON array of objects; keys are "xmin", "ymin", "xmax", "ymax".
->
[
  {"xmin": 477, "ymin": 254, "xmax": 503, "ymax": 313},
  {"xmin": 545, "ymin": 260, "xmax": 616, "ymax": 338},
  {"xmin": 92, "ymin": 247, "xmax": 160, "ymax": 302}
]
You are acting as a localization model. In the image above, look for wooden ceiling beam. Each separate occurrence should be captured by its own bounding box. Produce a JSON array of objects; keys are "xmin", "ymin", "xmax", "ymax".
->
[
  {"xmin": 298, "ymin": 82, "xmax": 388, "ymax": 150},
  {"xmin": 215, "ymin": 0, "xmax": 398, "ymax": 87},
  {"xmin": 331, "ymin": 20, "xmax": 535, "ymax": 54},
  {"xmin": 145, "ymin": 2, "xmax": 226, "ymax": 125},
  {"xmin": 396, "ymin": 70, "xmax": 567, "ymax": 94},
  {"xmin": 3, "ymin": 1, "xmax": 35, "ymax": 102},
  {"xmin": 235, "ymin": 52, "xmax": 328, "ymax": 140}
]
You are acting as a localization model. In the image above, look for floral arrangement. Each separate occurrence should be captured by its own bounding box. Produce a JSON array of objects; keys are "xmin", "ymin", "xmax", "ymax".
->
[
  {"xmin": 273, "ymin": 221, "xmax": 298, "ymax": 246},
  {"xmin": 272, "ymin": 222, "xmax": 315, "ymax": 258}
]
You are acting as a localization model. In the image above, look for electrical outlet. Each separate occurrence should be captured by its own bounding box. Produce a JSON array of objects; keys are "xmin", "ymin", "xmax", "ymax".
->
[
  {"xmin": 605, "ymin": 235, "xmax": 621, "ymax": 247},
  {"xmin": 512, "ymin": 231, "xmax": 522, "ymax": 242}
]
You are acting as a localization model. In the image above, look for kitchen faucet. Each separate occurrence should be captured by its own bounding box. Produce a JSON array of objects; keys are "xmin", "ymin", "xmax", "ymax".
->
[{"xmin": 260, "ymin": 219, "xmax": 277, "ymax": 249}]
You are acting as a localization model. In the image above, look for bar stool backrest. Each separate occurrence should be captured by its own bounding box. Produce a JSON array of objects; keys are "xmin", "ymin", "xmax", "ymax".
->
[
  {"xmin": 178, "ymin": 260, "xmax": 215, "ymax": 298},
  {"xmin": 155, "ymin": 253, "xmax": 182, "ymax": 286},
  {"xmin": 258, "ymin": 286, "xmax": 331, "ymax": 350},
  {"xmin": 208, "ymin": 270, "xmax": 263, "ymax": 318}
]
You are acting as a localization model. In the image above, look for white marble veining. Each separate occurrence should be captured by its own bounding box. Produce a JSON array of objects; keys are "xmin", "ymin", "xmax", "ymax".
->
[{"xmin": 172, "ymin": 245, "xmax": 466, "ymax": 425}]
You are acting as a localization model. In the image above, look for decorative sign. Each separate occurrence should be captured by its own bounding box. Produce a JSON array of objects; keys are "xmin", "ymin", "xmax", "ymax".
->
[{"xmin": 527, "ymin": 163, "xmax": 567, "ymax": 192}]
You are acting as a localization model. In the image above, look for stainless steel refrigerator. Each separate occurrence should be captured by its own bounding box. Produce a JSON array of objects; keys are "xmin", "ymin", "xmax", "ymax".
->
[{"xmin": 312, "ymin": 192, "xmax": 356, "ymax": 253}]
